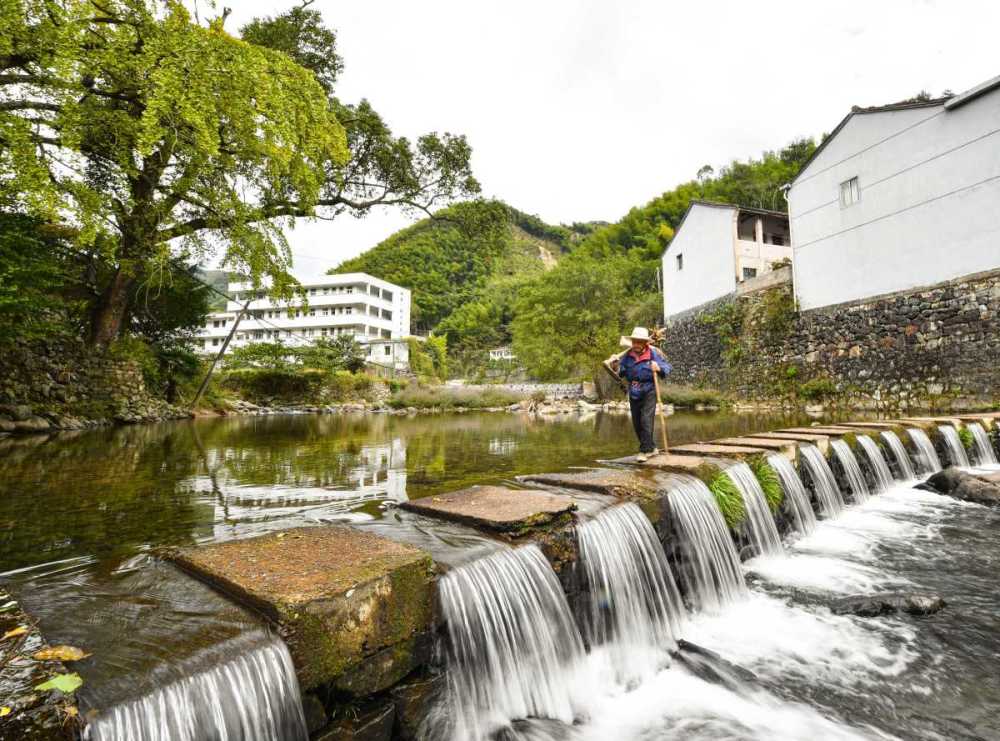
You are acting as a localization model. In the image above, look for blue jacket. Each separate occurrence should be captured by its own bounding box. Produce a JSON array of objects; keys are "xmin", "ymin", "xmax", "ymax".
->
[{"xmin": 619, "ymin": 347, "xmax": 672, "ymax": 400}]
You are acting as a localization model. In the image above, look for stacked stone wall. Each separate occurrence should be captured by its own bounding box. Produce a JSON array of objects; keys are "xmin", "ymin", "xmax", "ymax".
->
[{"xmin": 662, "ymin": 269, "xmax": 1000, "ymax": 410}]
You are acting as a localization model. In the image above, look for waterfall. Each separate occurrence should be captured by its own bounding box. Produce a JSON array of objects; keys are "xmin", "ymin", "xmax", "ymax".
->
[
  {"xmin": 856, "ymin": 435, "xmax": 894, "ymax": 493},
  {"xmin": 908, "ymin": 428, "xmax": 943, "ymax": 474},
  {"xmin": 437, "ymin": 544, "xmax": 585, "ymax": 740},
  {"xmin": 767, "ymin": 454, "xmax": 817, "ymax": 535},
  {"xmin": 880, "ymin": 431, "xmax": 916, "ymax": 480},
  {"xmin": 798, "ymin": 445, "xmax": 846, "ymax": 517},
  {"xmin": 938, "ymin": 425, "xmax": 971, "ymax": 468},
  {"xmin": 968, "ymin": 423, "xmax": 998, "ymax": 465},
  {"xmin": 830, "ymin": 439, "xmax": 871, "ymax": 504},
  {"xmin": 577, "ymin": 503, "xmax": 685, "ymax": 680},
  {"xmin": 85, "ymin": 631, "xmax": 307, "ymax": 741},
  {"xmin": 724, "ymin": 463, "xmax": 783, "ymax": 557},
  {"xmin": 667, "ymin": 476, "xmax": 747, "ymax": 613}
]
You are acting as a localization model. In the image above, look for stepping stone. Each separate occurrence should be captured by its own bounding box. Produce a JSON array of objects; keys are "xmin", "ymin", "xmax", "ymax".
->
[
  {"xmin": 168, "ymin": 527, "xmax": 434, "ymax": 692},
  {"xmin": 713, "ymin": 437, "xmax": 796, "ymax": 459},
  {"xmin": 901, "ymin": 416, "xmax": 964, "ymax": 428},
  {"xmin": 400, "ymin": 485, "xmax": 575, "ymax": 535},
  {"xmin": 670, "ymin": 443, "xmax": 769, "ymax": 458},
  {"xmin": 955, "ymin": 414, "xmax": 996, "ymax": 429},
  {"xmin": 748, "ymin": 431, "xmax": 831, "ymax": 455},
  {"xmin": 642, "ymin": 453, "xmax": 723, "ymax": 474},
  {"xmin": 521, "ymin": 468, "xmax": 662, "ymax": 499},
  {"xmin": 778, "ymin": 426, "xmax": 858, "ymax": 436},
  {"xmin": 832, "ymin": 422, "xmax": 904, "ymax": 431}
]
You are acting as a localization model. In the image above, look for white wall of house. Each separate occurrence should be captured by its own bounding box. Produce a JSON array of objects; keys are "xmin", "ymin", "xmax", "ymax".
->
[
  {"xmin": 662, "ymin": 205, "xmax": 737, "ymax": 319},
  {"xmin": 790, "ymin": 82, "xmax": 1000, "ymax": 310}
]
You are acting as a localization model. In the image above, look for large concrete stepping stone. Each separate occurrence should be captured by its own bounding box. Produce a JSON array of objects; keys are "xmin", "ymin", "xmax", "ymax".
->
[
  {"xmin": 168, "ymin": 527, "xmax": 434, "ymax": 692},
  {"xmin": 670, "ymin": 442, "xmax": 770, "ymax": 458},
  {"xmin": 748, "ymin": 431, "xmax": 831, "ymax": 454},
  {"xmin": 713, "ymin": 437, "xmax": 796, "ymax": 459},
  {"xmin": 521, "ymin": 468, "xmax": 663, "ymax": 499},
  {"xmin": 837, "ymin": 421, "xmax": 910, "ymax": 431},
  {"xmin": 400, "ymin": 485, "xmax": 575, "ymax": 535},
  {"xmin": 778, "ymin": 426, "xmax": 857, "ymax": 436}
]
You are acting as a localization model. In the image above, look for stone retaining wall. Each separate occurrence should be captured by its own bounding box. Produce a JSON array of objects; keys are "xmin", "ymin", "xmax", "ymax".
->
[{"xmin": 662, "ymin": 269, "xmax": 1000, "ymax": 410}]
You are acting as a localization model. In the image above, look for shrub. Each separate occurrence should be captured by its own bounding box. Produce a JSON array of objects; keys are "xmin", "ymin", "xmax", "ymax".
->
[
  {"xmin": 749, "ymin": 456, "xmax": 783, "ymax": 512},
  {"xmin": 958, "ymin": 426, "xmax": 974, "ymax": 451},
  {"xmin": 799, "ymin": 377, "xmax": 838, "ymax": 401},
  {"xmin": 221, "ymin": 367, "xmax": 325, "ymax": 402},
  {"xmin": 658, "ymin": 384, "xmax": 726, "ymax": 408},
  {"xmin": 326, "ymin": 370, "xmax": 372, "ymax": 401},
  {"xmin": 707, "ymin": 470, "xmax": 747, "ymax": 529}
]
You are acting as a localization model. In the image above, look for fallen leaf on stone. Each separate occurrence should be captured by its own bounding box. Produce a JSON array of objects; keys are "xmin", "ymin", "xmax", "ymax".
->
[
  {"xmin": 64, "ymin": 706, "xmax": 79, "ymax": 717},
  {"xmin": 33, "ymin": 645, "xmax": 90, "ymax": 662},
  {"xmin": 35, "ymin": 673, "xmax": 83, "ymax": 694},
  {"xmin": 0, "ymin": 707, "xmax": 10, "ymax": 717},
  {"xmin": 2, "ymin": 626, "xmax": 28, "ymax": 640}
]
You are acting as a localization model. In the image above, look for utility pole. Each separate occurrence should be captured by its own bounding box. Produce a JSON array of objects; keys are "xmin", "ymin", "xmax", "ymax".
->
[{"xmin": 190, "ymin": 298, "xmax": 251, "ymax": 408}]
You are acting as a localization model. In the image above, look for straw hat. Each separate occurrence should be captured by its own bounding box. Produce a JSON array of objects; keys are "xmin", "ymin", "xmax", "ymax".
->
[{"xmin": 627, "ymin": 326, "xmax": 652, "ymax": 343}]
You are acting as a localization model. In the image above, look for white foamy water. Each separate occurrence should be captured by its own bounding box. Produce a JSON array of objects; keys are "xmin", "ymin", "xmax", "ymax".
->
[
  {"xmin": 857, "ymin": 435, "xmax": 894, "ymax": 493},
  {"xmin": 768, "ymin": 453, "xmax": 817, "ymax": 535},
  {"xmin": 968, "ymin": 422, "xmax": 998, "ymax": 465},
  {"xmin": 725, "ymin": 462, "xmax": 783, "ymax": 557},
  {"xmin": 938, "ymin": 425, "xmax": 971, "ymax": 468},
  {"xmin": 799, "ymin": 445, "xmax": 846, "ymax": 517},
  {"xmin": 832, "ymin": 439, "xmax": 872, "ymax": 504},
  {"xmin": 907, "ymin": 428, "xmax": 942, "ymax": 474},
  {"xmin": 880, "ymin": 431, "xmax": 916, "ymax": 480}
]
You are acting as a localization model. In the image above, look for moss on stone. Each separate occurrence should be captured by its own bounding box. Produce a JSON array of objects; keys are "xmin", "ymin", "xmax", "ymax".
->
[
  {"xmin": 707, "ymin": 470, "xmax": 747, "ymax": 529},
  {"xmin": 748, "ymin": 455, "xmax": 783, "ymax": 513}
]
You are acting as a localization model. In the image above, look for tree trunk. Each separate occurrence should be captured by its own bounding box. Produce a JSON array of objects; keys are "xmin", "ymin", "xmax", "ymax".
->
[{"xmin": 89, "ymin": 268, "xmax": 135, "ymax": 348}]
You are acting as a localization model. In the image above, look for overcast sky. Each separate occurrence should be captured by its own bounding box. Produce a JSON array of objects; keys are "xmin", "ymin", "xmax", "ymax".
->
[{"xmin": 220, "ymin": 0, "xmax": 999, "ymax": 280}]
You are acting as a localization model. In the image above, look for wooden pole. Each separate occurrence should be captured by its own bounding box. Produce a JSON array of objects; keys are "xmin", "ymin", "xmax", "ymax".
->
[
  {"xmin": 190, "ymin": 299, "xmax": 251, "ymax": 408},
  {"xmin": 652, "ymin": 369, "xmax": 670, "ymax": 452}
]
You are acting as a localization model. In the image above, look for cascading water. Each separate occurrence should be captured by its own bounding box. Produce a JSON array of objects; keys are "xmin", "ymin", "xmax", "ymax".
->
[
  {"xmin": 830, "ymin": 440, "xmax": 871, "ymax": 504},
  {"xmin": 577, "ymin": 503, "xmax": 685, "ymax": 680},
  {"xmin": 84, "ymin": 631, "xmax": 307, "ymax": 741},
  {"xmin": 798, "ymin": 445, "xmax": 846, "ymax": 517},
  {"xmin": 938, "ymin": 425, "xmax": 971, "ymax": 468},
  {"xmin": 968, "ymin": 423, "xmax": 998, "ymax": 465},
  {"xmin": 908, "ymin": 428, "xmax": 943, "ymax": 474},
  {"xmin": 724, "ymin": 463, "xmax": 783, "ymax": 557},
  {"xmin": 667, "ymin": 476, "xmax": 747, "ymax": 613},
  {"xmin": 767, "ymin": 454, "xmax": 817, "ymax": 535},
  {"xmin": 856, "ymin": 435, "xmax": 894, "ymax": 493},
  {"xmin": 881, "ymin": 430, "xmax": 916, "ymax": 480},
  {"xmin": 436, "ymin": 544, "xmax": 585, "ymax": 740}
]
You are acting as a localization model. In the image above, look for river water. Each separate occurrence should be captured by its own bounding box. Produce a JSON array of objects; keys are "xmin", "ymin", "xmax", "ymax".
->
[{"xmin": 2, "ymin": 410, "xmax": 999, "ymax": 739}]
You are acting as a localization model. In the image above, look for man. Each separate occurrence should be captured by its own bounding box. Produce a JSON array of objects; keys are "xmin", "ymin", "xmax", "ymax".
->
[{"xmin": 614, "ymin": 326, "xmax": 672, "ymax": 462}]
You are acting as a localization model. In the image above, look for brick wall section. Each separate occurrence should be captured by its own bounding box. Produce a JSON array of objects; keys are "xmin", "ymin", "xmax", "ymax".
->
[{"xmin": 662, "ymin": 269, "xmax": 1000, "ymax": 410}]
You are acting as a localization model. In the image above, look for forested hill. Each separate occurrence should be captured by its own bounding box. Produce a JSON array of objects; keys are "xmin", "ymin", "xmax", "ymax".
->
[{"xmin": 329, "ymin": 201, "xmax": 596, "ymax": 371}]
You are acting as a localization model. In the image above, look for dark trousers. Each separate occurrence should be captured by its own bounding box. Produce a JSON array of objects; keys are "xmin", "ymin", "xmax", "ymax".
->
[{"xmin": 629, "ymin": 390, "xmax": 657, "ymax": 453}]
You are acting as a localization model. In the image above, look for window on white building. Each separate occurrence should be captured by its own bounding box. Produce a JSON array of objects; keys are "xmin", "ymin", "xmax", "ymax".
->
[
  {"xmin": 839, "ymin": 176, "xmax": 860, "ymax": 207},
  {"xmin": 676, "ymin": 254, "xmax": 683, "ymax": 271},
  {"xmin": 381, "ymin": 309, "xmax": 392, "ymax": 320},
  {"xmin": 742, "ymin": 267, "xmax": 757, "ymax": 280},
  {"xmin": 382, "ymin": 289, "xmax": 393, "ymax": 301},
  {"xmin": 212, "ymin": 338, "xmax": 220, "ymax": 346},
  {"xmin": 384, "ymin": 345, "xmax": 392, "ymax": 356}
]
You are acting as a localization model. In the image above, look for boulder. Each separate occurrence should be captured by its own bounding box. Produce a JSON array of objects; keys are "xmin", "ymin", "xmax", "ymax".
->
[
  {"xmin": 923, "ymin": 467, "xmax": 1000, "ymax": 506},
  {"xmin": 389, "ymin": 672, "xmax": 445, "ymax": 741},
  {"xmin": 167, "ymin": 527, "xmax": 434, "ymax": 692},
  {"xmin": 315, "ymin": 699, "xmax": 395, "ymax": 741},
  {"xmin": 831, "ymin": 592, "xmax": 946, "ymax": 617},
  {"xmin": 672, "ymin": 639, "xmax": 757, "ymax": 690},
  {"xmin": 14, "ymin": 416, "xmax": 50, "ymax": 433}
]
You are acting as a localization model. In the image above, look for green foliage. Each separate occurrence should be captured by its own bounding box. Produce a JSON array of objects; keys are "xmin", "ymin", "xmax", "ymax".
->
[
  {"xmin": 222, "ymin": 367, "xmax": 326, "ymax": 402},
  {"xmin": 240, "ymin": 4, "xmax": 343, "ymax": 93},
  {"xmin": 958, "ymin": 426, "xmax": 975, "ymax": 452},
  {"xmin": 757, "ymin": 286, "xmax": 796, "ymax": 339},
  {"xmin": 295, "ymin": 336, "xmax": 365, "ymax": 373},
  {"xmin": 387, "ymin": 385, "xmax": 524, "ymax": 410},
  {"xmin": 225, "ymin": 342, "xmax": 294, "ymax": 371},
  {"xmin": 708, "ymin": 471, "xmax": 747, "ymax": 529},
  {"xmin": 657, "ymin": 384, "xmax": 726, "ymax": 408},
  {"xmin": 698, "ymin": 300, "xmax": 747, "ymax": 367},
  {"xmin": 799, "ymin": 377, "xmax": 838, "ymax": 401},
  {"xmin": 325, "ymin": 370, "xmax": 372, "ymax": 401},
  {"xmin": 407, "ymin": 336, "xmax": 448, "ymax": 381},
  {"xmin": 749, "ymin": 456, "xmax": 784, "ymax": 513}
]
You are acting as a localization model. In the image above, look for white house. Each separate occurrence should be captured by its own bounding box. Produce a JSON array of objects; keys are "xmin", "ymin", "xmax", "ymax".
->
[
  {"xmin": 661, "ymin": 200, "xmax": 792, "ymax": 319},
  {"xmin": 197, "ymin": 272, "xmax": 413, "ymax": 371},
  {"xmin": 788, "ymin": 74, "xmax": 1000, "ymax": 310}
]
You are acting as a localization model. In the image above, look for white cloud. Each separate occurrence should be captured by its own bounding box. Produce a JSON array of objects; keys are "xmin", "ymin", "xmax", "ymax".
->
[{"xmin": 219, "ymin": 0, "xmax": 999, "ymax": 276}]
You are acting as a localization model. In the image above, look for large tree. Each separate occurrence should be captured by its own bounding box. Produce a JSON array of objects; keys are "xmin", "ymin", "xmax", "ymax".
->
[{"xmin": 0, "ymin": 0, "xmax": 478, "ymax": 346}]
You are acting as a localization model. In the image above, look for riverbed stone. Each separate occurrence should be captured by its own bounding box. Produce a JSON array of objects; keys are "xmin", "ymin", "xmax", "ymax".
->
[
  {"xmin": 390, "ymin": 672, "xmax": 445, "ymax": 741},
  {"xmin": 167, "ymin": 527, "xmax": 434, "ymax": 691},
  {"xmin": 315, "ymin": 699, "xmax": 395, "ymax": 741},
  {"xmin": 922, "ymin": 467, "xmax": 1000, "ymax": 506},
  {"xmin": 832, "ymin": 592, "xmax": 946, "ymax": 617},
  {"xmin": 400, "ymin": 486, "xmax": 575, "ymax": 535},
  {"xmin": 520, "ymin": 468, "xmax": 662, "ymax": 499}
]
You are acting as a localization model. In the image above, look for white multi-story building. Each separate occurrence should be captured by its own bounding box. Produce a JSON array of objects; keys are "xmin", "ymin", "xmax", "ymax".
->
[
  {"xmin": 789, "ymin": 73, "xmax": 1000, "ymax": 310},
  {"xmin": 197, "ymin": 272, "xmax": 413, "ymax": 371},
  {"xmin": 661, "ymin": 200, "xmax": 792, "ymax": 319}
]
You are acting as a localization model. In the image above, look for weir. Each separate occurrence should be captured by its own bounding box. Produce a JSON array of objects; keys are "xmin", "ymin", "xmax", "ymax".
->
[
  {"xmin": 667, "ymin": 476, "xmax": 748, "ymax": 612},
  {"xmin": 830, "ymin": 439, "xmax": 871, "ymax": 504},
  {"xmin": 881, "ymin": 430, "xmax": 916, "ymax": 480},
  {"xmin": 857, "ymin": 435, "xmax": 894, "ymax": 493},
  {"xmin": 938, "ymin": 425, "xmax": 971, "ymax": 468},
  {"xmin": 968, "ymin": 422, "xmax": 998, "ymax": 465},
  {"xmin": 798, "ymin": 444, "xmax": 846, "ymax": 517},
  {"xmin": 908, "ymin": 428, "xmax": 943, "ymax": 474},
  {"xmin": 577, "ymin": 503, "xmax": 685, "ymax": 679},
  {"xmin": 724, "ymin": 463, "xmax": 783, "ymax": 557},
  {"xmin": 436, "ymin": 545, "xmax": 585, "ymax": 740},
  {"xmin": 84, "ymin": 631, "xmax": 307, "ymax": 741},
  {"xmin": 767, "ymin": 454, "xmax": 817, "ymax": 535}
]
